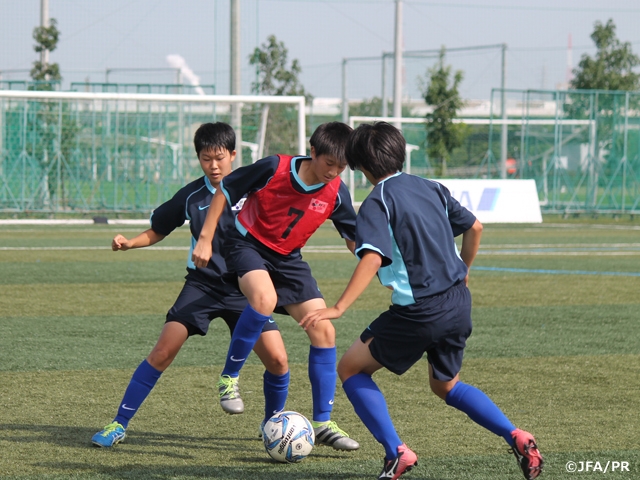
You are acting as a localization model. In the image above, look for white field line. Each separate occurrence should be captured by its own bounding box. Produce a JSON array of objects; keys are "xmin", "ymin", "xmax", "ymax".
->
[
  {"xmin": 523, "ymin": 224, "xmax": 640, "ymax": 231},
  {"xmin": 480, "ymin": 243, "xmax": 640, "ymax": 249},
  {"xmin": 0, "ymin": 219, "xmax": 150, "ymax": 225},
  {"xmin": 2, "ymin": 244, "xmax": 640, "ymax": 255}
]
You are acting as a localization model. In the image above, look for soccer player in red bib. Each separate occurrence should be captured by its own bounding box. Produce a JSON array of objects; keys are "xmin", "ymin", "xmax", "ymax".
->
[
  {"xmin": 301, "ymin": 122, "xmax": 544, "ymax": 480},
  {"xmin": 192, "ymin": 122, "xmax": 360, "ymax": 451}
]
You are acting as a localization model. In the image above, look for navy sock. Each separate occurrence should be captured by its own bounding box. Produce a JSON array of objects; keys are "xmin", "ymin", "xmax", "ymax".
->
[
  {"xmin": 445, "ymin": 381, "xmax": 516, "ymax": 445},
  {"xmin": 343, "ymin": 373, "xmax": 402, "ymax": 459},
  {"xmin": 114, "ymin": 359, "xmax": 162, "ymax": 428},
  {"xmin": 308, "ymin": 346, "xmax": 337, "ymax": 423},
  {"xmin": 263, "ymin": 370, "xmax": 289, "ymax": 423},
  {"xmin": 222, "ymin": 305, "xmax": 270, "ymax": 377}
]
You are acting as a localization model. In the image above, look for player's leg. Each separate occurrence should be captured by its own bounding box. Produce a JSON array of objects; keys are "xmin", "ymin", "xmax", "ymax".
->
[
  {"xmin": 285, "ymin": 298, "xmax": 359, "ymax": 451},
  {"xmin": 430, "ymin": 369, "xmax": 543, "ymax": 480},
  {"xmin": 252, "ymin": 329, "xmax": 289, "ymax": 425},
  {"xmin": 429, "ymin": 283, "xmax": 543, "ymax": 479},
  {"xmin": 92, "ymin": 321, "xmax": 188, "ymax": 447},
  {"xmin": 339, "ymin": 338, "xmax": 417, "ymax": 480},
  {"xmin": 220, "ymin": 270, "xmax": 277, "ymax": 380}
]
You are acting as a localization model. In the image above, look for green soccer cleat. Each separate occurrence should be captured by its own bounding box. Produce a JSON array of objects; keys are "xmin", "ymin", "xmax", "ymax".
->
[
  {"xmin": 91, "ymin": 421, "xmax": 126, "ymax": 448},
  {"xmin": 313, "ymin": 420, "xmax": 360, "ymax": 451},
  {"xmin": 217, "ymin": 374, "xmax": 244, "ymax": 414}
]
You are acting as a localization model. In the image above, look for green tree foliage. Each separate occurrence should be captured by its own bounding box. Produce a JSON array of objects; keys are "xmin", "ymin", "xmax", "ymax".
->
[
  {"xmin": 420, "ymin": 48, "xmax": 467, "ymax": 176},
  {"xmin": 567, "ymin": 20, "xmax": 640, "ymax": 178},
  {"xmin": 28, "ymin": 17, "xmax": 79, "ymax": 209},
  {"xmin": 348, "ymin": 97, "xmax": 413, "ymax": 118},
  {"xmin": 570, "ymin": 19, "xmax": 640, "ymax": 91},
  {"xmin": 30, "ymin": 18, "xmax": 61, "ymax": 82},
  {"xmin": 248, "ymin": 35, "xmax": 312, "ymax": 155}
]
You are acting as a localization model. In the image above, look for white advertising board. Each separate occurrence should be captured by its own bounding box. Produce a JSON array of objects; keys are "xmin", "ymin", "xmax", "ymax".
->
[{"xmin": 436, "ymin": 179, "xmax": 542, "ymax": 223}]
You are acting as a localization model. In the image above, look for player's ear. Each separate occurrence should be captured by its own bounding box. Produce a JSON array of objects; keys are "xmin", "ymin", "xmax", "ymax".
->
[
  {"xmin": 310, "ymin": 146, "xmax": 316, "ymax": 158},
  {"xmin": 230, "ymin": 150, "xmax": 237, "ymax": 161}
]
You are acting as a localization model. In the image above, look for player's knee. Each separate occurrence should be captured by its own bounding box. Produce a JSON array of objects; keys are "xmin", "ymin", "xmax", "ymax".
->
[
  {"xmin": 429, "ymin": 377, "xmax": 455, "ymax": 401},
  {"xmin": 147, "ymin": 346, "xmax": 175, "ymax": 371},
  {"xmin": 337, "ymin": 357, "xmax": 356, "ymax": 383},
  {"xmin": 264, "ymin": 351, "xmax": 289, "ymax": 376},
  {"xmin": 249, "ymin": 291, "xmax": 278, "ymax": 315},
  {"xmin": 306, "ymin": 320, "xmax": 335, "ymax": 347}
]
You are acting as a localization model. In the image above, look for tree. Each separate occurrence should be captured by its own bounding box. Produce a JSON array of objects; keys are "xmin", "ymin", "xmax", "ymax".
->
[
  {"xmin": 28, "ymin": 17, "xmax": 79, "ymax": 209},
  {"xmin": 420, "ymin": 48, "xmax": 467, "ymax": 177},
  {"xmin": 30, "ymin": 18, "xmax": 61, "ymax": 83},
  {"xmin": 348, "ymin": 97, "xmax": 413, "ymax": 118},
  {"xmin": 567, "ymin": 20, "xmax": 640, "ymax": 185},
  {"xmin": 248, "ymin": 35, "xmax": 312, "ymax": 155},
  {"xmin": 571, "ymin": 19, "xmax": 640, "ymax": 91}
]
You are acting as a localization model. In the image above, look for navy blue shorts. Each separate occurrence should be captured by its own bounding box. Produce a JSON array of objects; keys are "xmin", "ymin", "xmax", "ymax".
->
[
  {"xmin": 360, "ymin": 282, "xmax": 472, "ymax": 380},
  {"xmin": 166, "ymin": 278, "xmax": 280, "ymax": 337},
  {"xmin": 223, "ymin": 229, "xmax": 323, "ymax": 308}
]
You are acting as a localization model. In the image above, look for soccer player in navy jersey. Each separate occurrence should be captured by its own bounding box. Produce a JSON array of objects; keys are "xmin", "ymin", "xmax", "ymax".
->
[
  {"xmin": 91, "ymin": 123, "xmax": 289, "ymax": 448},
  {"xmin": 301, "ymin": 122, "xmax": 544, "ymax": 479},
  {"xmin": 191, "ymin": 122, "xmax": 360, "ymax": 451}
]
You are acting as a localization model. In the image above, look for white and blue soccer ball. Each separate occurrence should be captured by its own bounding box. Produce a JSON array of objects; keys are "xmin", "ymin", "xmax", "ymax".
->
[{"xmin": 262, "ymin": 411, "xmax": 315, "ymax": 463}]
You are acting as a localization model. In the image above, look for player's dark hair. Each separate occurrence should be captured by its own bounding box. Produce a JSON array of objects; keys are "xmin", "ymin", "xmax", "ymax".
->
[
  {"xmin": 345, "ymin": 122, "xmax": 405, "ymax": 179},
  {"xmin": 309, "ymin": 122, "xmax": 353, "ymax": 164},
  {"xmin": 194, "ymin": 122, "xmax": 236, "ymax": 156}
]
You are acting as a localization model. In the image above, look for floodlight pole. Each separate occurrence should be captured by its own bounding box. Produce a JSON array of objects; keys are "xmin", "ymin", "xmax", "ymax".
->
[
  {"xmin": 393, "ymin": 0, "xmax": 403, "ymax": 128},
  {"xmin": 230, "ymin": 0, "xmax": 243, "ymax": 168},
  {"xmin": 341, "ymin": 58, "xmax": 348, "ymax": 123},
  {"xmin": 40, "ymin": 0, "xmax": 50, "ymax": 75},
  {"xmin": 500, "ymin": 43, "xmax": 508, "ymax": 179},
  {"xmin": 382, "ymin": 54, "xmax": 389, "ymax": 117}
]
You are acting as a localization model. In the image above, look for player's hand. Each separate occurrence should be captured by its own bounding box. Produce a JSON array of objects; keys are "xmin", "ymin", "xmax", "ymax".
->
[
  {"xmin": 299, "ymin": 306, "xmax": 343, "ymax": 330},
  {"xmin": 191, "ymin": 239, "xmax": 212, "ymax": 268},
  {"xmin": 112, "ymin": 234, "xmax": 131, "ymax": 251}
]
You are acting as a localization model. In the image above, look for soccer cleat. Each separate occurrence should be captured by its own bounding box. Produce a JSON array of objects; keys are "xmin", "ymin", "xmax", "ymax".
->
[
  {"xmin": 313, "ymin": 420, "xmax": 360, "ymax": 451},
  {"xmin": 217, "ymin": 374, "xmax": 244, "ymax": 414},
  {"xmin": 91, "ymin": 421, "xmax": 126, "ymax": 448},
  {"xmin": 378, "ymin": 443, "xmax": 418, "ymax": 480},
  {"xmin": 511, "ymin": 429, "xmax": 544, "ymax": 480}
]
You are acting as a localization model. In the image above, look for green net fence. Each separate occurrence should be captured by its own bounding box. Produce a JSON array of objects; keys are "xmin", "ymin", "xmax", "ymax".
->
[
  {"xmin": 1, "ymin": 86, "xmax": 639, "ymax": 215},
  {"xmin": 0, "ymin": 88, "xmax": 304, "ymax": 215}
]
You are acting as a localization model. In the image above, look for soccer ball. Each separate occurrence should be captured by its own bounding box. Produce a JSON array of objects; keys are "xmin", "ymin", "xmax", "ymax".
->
[{"xmin": 262, "ymin": 411, "xmax": 315, "ymax": 463}]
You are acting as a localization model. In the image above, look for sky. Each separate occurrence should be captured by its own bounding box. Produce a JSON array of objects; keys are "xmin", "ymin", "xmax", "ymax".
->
[{"xmin": 1, "ymin": 0, "xmax": 640, "ymax": 102}]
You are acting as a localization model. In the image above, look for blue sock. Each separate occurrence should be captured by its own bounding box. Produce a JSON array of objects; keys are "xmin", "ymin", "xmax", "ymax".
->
[
  {"xmin": 308, "ymin": 346, "xmax": 337, "ymax": 423},
  {"xmin": 343, "ymin": 373, "xmax": 402, "ymax": 459},
  {"xmin": 263, "ymin": 370, "xmax": 289, "ymax": 423},
  {"xmin": 222, "ymin": 305, "xmax": 270, "ymax": 377},
  {"xmin": 445, "ymin": 381, "xmax": 516, "ymax": 445},
  {"xmin": 113, "ymin": 359, "xmax": 162, "ymax": 428}
]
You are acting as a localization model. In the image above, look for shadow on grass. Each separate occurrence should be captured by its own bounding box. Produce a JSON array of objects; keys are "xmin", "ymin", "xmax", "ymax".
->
[{"xmin": 26, "ymin": 462, "xmax": 440, "ymax": 480}]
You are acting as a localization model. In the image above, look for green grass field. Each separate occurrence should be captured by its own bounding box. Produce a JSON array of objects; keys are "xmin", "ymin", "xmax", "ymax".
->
[{"xmin": 1, "ymin": 218, "xmax": 639, "ymax": 479}]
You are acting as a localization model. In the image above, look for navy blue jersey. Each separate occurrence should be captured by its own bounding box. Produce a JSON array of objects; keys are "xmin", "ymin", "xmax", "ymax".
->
[
  {"xmin": 150, "ymin": 175, "xmax": 242, "ymax": 296},
  {"xmin": 220, "ymin": 155, "xmax": 356, "ymax": 244},
  {"xmin": 355, "ymin": 172, "xmax": 476, "ymax": 305}
]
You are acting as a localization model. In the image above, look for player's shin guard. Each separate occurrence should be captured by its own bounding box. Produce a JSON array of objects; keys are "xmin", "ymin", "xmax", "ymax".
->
[
  {"xmin": 445, "ymin": 381, "xmax": 516, "ymax": 444},
  {"xmin": 263, "ymin": 370, "xmax": 289, "ymax": 422},
  {"xmin": 308, "ymin": 345, "xmax": 337, "ymax": 423},
  {"xmin": 114, "ymin": 359, "xmax": 162, "ymax": 428},
  {"xmin": 343, "ymin": 373, "xmax": 402, "ymax": 459},
  {"xmin": 222, "ymin": 305, "xmax": 270, "ymax": 377}
]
